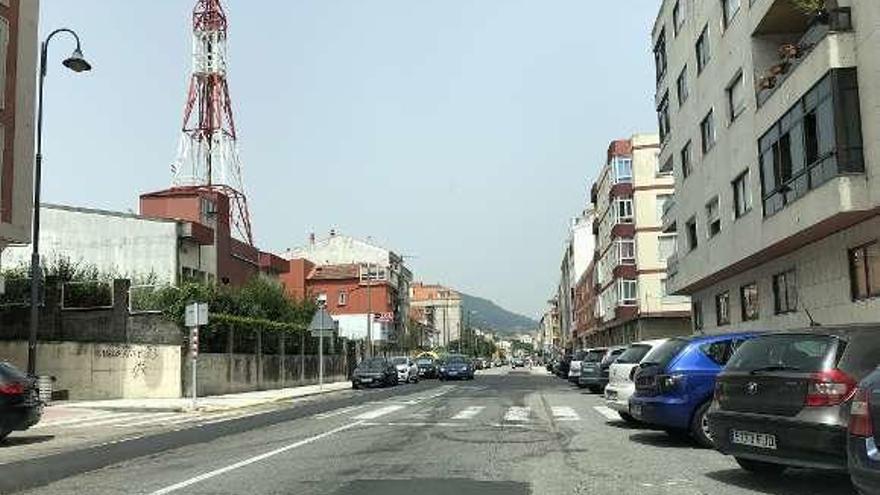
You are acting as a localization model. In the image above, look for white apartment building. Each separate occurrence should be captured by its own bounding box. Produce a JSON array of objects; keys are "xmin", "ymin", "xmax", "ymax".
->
[
  {"xmin": 589, "ymin": 134, "xmax": 691, "ymax": 346},
  {"xmin": 556, "ymin": 210, "xmax": 595, "ymax": 349},
  {"xmin": 409, "ymin": 282, "xmax": 462, "ymax": 348},
  {"xmin": 656, "ymin": 0, "xmax": 880, "ymax": 332},
  {"xmin": 0, "ymin": 1, "xmax": 39, "ymax": 268}
]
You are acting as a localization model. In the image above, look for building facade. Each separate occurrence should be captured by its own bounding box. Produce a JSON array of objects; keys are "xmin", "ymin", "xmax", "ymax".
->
[
  {"xmin": 572, "ymin": 260, "xmax": 598, "ymax": 347},
  {"xmin": 589, "ymin": 134, "xmax": 691, "ymax": 346},
  {"xmin": 409, "ymin": 282, "xmax": 462, "ymax": 348},
  {"xmin": 282, "ymin": 232, "xmax": 412, "ymax": 342},
  {"xmin": 655, "ymin": 0, "xmax": 880, "ymax": 332},
  {"xmin": 0, "ymin": 1, "xmax": 39, "ymax": 265},
  {"xmin": 556, "ymin": 210, "xmax": 595, "ymax": 349}
]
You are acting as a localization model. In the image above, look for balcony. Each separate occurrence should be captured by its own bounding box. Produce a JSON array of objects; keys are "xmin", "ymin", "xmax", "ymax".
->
[
  {"xmin": 661, "ymin": 197, "xmax": 676, "ymax": 233},
  {"xmin": 753, "ymin": 5, "xmax": 853, "ymax": 107},
  {"xmin": 609, "ymin": 182, "xmax": 634, "ymax": 199}
]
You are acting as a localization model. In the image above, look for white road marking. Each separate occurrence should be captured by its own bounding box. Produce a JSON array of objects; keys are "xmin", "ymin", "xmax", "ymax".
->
[
  {"xmin": 551, "ymin": 406, "xmax": 580, "ymax": 421},
  {"xmin": 354, "ymin": 405, "xmax": 405, "ymax": 420},
  {"xmin": 314, "ymin": 404, "xmax": 368, "ymax": 419},
  {"xmin": 452, "ymin": 406, "xmax": 485, "ymax": 420},
  {"xmin": 147, "ymin": 421, "xmax": 364, "ymax": 495},
  {"xmin": 362, "ymin": 421, "xmax": 458, "ymax": 427},
  {"xmin": 33, "ymin": 411, "xmax": 119, "ymax": 429},
  {"xmin": 593, "ymin": 405, "xmax": 620, "ymax": 421},
  {"xmin": 503, "ymin": 406, "xmax": 530, "ymax": 422}
]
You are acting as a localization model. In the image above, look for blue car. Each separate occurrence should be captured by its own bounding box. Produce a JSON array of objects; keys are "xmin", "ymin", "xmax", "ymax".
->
[{"xmin": 629, "ymin": 332, "xmax": 759, "ymax": 447}]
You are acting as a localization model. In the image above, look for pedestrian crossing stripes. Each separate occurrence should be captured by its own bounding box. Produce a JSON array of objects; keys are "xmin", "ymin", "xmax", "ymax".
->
[
  {"xmin": 353, "ymin": 405, "xmax": 405, "ymax": 420},
  {"xmin": 36, "ymin": 408, "xmax": 264, "ymax": 431},
  {"xmin": 593, "ymin": 405, "xmax": 621, "ymax": 421},
  {"xmin": 551, "ymin": 406, "xmax": 579, "ymax": 421},
  {"xmin": 503, "ymin": 406, "xmax": 530, "ymax": 422},
  {"xmin": 451, "ymin": 406, "xmax": 485, "ymax": 420}
]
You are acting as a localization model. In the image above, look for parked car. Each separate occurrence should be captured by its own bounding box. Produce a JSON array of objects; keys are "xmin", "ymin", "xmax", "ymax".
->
[
  {"xmin": 605, "ymin": 339, "xmax": 668, "ymax": 422},
  {"xmin": 568, "ymin": 349, "xmax": 591, "ymax": 383},
  {"xmin": 0, "ymin": 362, "xmax": 41, "ymax": 440},
  {"xmin": 352, "ymin": 357, "xmax": 399, "ymax": 388},
  {"xmin": 416, "ymin": 357, "xmax": 438, "ymax": 379},
  {"xmin": 579, "ymin": 346, "xmax": 626, "ymax": 393},
  {"xmin": 849, "ymin": 366, "xmax": 880, "ymax": 494},
  {"xmin": 556, "ymin": 354, "xmax": 572, "ymax": 378},
  {"xmin": 710, "ymin": 326, "xmax": 880, "ymax": 474},
  {"xmin": 439, "ymin": 355, "xmax": 475, "ymax": 380},
  {"xmin": 512, "ymin": 357, "xmax": 525, "ymax": 368},
  {"xmin": 391, "ymin": 357, "xmax": 419, "ymax": 383},
  {"xmin": 630, "ymin": 332, "xmax": 759, "ymax": 447}
]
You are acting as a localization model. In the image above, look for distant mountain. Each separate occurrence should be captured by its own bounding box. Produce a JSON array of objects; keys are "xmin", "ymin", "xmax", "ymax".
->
[{"xmin": 460, "ymin": 293, "xmax": 538, "ymax": 335}]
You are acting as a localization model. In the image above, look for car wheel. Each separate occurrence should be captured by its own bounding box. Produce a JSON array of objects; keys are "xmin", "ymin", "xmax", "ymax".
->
[
  {"xmin": 352, "ymin": 382, "xmax": 360, "ymax": 390},
  {"xmin": 690, "ymin": 401, "xmax": 714, "ymax": 448},
  {"xmin": 618, "ymin": 412, "xmax": 639, "ymax": 423},
  {"xmin": 734, "ymin": 457, "xmax": 787, "ymax": 476}
]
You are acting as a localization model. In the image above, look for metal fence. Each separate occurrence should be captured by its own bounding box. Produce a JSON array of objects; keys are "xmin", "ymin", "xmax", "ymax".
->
[{"xmin": 61, "ymin": 281, "xmax": 114, "ymax": 310}]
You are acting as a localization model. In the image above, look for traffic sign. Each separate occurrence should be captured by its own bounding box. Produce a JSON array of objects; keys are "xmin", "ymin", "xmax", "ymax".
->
[{"xmin": 185, "ymin": 302, "xmax": 209, "ymax": 327}]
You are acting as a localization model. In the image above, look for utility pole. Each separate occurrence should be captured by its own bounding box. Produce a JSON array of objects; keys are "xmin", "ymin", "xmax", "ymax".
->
[{"xmin": 366, "ymin": 262, "xmax": 373, "ymax": 358}]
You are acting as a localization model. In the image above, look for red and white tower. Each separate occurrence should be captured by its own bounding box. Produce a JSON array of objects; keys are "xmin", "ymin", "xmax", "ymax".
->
[{"xmin": 171, "ymin": 0, "xmax": 253, "ymax": 245}]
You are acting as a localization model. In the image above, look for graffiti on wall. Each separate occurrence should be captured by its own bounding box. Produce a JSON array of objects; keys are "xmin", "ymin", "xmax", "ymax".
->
[{"xmin": 96, "ymin": 344, "xmax": 160, "ymax": 378}]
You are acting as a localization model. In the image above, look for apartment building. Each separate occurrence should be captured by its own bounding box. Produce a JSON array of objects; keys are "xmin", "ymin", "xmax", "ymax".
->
[
  {"xmin": 409, "ymin": 282, "xmax": 462, "ymax": 348},
  {"xmin": 589, "ymin": 135, "xmax": 691, "ymax": 346},
  {"xmin": 0, "ymin": 1, "xmax": 38, "ymax": 265},
  {"xmin": 655, "ymin": 0, "xmax": 880, "ymax": 332},
  {"xmin": 556, "ymin": 210, "xmax": 595, "ymax": 349}
]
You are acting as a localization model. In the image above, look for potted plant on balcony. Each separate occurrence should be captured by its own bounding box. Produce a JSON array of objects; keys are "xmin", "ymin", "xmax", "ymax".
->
[
  {"xmin": 757, "ymin": 75, "xmax": 777, "ymax": 91},
  {"xmin": 778, "ymin": 43, "xmax": 801, "ymax": 61}
]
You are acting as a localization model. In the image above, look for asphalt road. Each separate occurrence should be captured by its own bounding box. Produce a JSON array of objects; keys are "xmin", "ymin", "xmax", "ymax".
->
[{"xmin": 9, "ymin": 367, "xmax": 857, "ymax": 495}]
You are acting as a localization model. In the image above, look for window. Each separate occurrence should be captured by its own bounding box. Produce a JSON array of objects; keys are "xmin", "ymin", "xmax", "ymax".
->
[
  {"xmin": 700, "ymin": 341, "xmax": 734, "ymax": 366},
  {"xmin": 722, "ymin": 0, "xmax": 741, "ymax": 29},
  {"xmin": 727, "ymin": 71, "xmax": 745, "ymax": 122},
  {"xmin": 660, "ymin": 278, "xmax": 668, "ymax": 298},
  {"xmin": 701, "ymin": 109, "xmax": 716, "ymax": 153},
  {"xmin": 773, "ymin": 269, "xmax": 798, "ymax": 314},
  {"xmin": 617, "ymin": 239, "xmax": 636, "ymax": 265},
  {"xmin": 657, "ymin": 93, "xmax": 671, "ymax": 142},
  {"xmin": 612, "ymin": 157, "xmax": 633, "ymax": 184},
  {"xmin": 658, "ymin": 156, "xmax": 673, "ymax": 176},
  {"xmin": 656, "ymin": 194, "xmax": 673, "ymax": 223},
  {"xmin": 759, "ymin": 69, "xmax": 864, "ymax": 217},
  {"xmin": 658, "ymin": 234, "xmax": 676, "ymax": 262},
  {"xmin": 686, "ymin": 218, "xmax": 698, "ymax": 251},
  {"xmin": 654, "ymin": 28, "xmax": 667, "ymax": 82},
  {"xmin": 696, "ymin": 26, "xmax": 711, "ymax": 73},
  {"xmin": 732, "ymin": 170, "xmax": 751, "ymax": 218},
  {"xmin": 715, "ymin": 291, "xmax": 730, "ymax": 326},
  {"xmin": 618, "ymin": 279, "xmax": 637, "ymax": 306},
  {"xmin": 680, "ymin": 141, "xmax": 693, "ymax": 178},
  {"xmin": 706, "ymin": 196, "xmax": 721, "ymax": 237},
  {"xmin": 676, "ymin": 66, "xmax": 689, "ymax": 106},
  {"xmin": 740, "ymin": 283, "xmax": 759, "ymax": 321},
  {"xmin": 338, "ymin": 291, "xmax": 347, "ymax": 306},
  {"xmin": 615, "ymin": 198, "xmax": 634, "ymax": 223},
  {"xmin": 673, "ymin": 1, "xmax": 684, "ymax": 36},
  {"xmin": 850, "ymin": 242, "xmax": 880, "ymax": 300},
  {"xmin": 692, "ymin": 300, "xmax": 704, "ymax": 330}
]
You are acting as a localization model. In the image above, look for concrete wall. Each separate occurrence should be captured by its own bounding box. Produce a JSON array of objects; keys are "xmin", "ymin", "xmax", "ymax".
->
[
  {"xmin": 0, "ymin": 341, "xmax": 181, "ymax": 400},
  {"xmin": 183, "ymin": 354, "xmax": 347, "ymax": 397}
]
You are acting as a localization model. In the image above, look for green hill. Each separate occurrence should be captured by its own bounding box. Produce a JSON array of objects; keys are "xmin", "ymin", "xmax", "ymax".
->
[{"xmin": 460, "ymin": 293, "xmax": 538, "ymax": 334}]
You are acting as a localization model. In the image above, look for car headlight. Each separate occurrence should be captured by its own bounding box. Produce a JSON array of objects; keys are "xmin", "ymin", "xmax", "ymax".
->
[{"xmin": 440, "ymin": 367, "xmax": 446, "ymax": 372}]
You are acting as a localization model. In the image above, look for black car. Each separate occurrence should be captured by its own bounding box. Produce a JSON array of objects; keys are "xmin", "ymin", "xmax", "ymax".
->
[
  {"xmin": 0, "ymin": 362, "xmax": 42, "ymax": 440},
  {"xmin": 710, "ymin": 326, "xmax": 880, "ymax": 475},
  {"xmin": 556, "ymin": 354, "xmax": 572, "ymax": 378},
  {"xmin": 352, "ymin": 357, "xmax": 399, "ymax": 389},
  {"xmin": 578, "ymin": 346, "xmax": 626, "ymax": 393},
  {"xmin": 416, "ymin": 358, "xmax": 438, "ymax": 379},
  {"xmin": 439, "ymin": 355, "xmax": 474, "ymax": 381},
  {"xmin": 848, "ymin": 366, "xmax": 880, "ymax": 494}
]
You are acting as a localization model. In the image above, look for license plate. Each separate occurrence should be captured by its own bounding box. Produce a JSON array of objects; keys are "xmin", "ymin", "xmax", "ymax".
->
[
  {"xmin": 631, "ymin": 404, "xmax": 642, "ymax": 417},
  {"xmin": 360, "ymin": 378, "xmax": 373, "ymax": 383},
  {"xmin": 731, "ymin": 430, "xmax": 777, "ymax": 450},
  {"xmin": 449, "ymin": 371, "xmax": 458, "ymax": 375}
]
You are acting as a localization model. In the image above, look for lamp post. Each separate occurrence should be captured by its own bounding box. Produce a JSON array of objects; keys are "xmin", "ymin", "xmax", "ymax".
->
[{"xmin": 27, "ymin": 28, "xmax": 91, "ymax": 375}]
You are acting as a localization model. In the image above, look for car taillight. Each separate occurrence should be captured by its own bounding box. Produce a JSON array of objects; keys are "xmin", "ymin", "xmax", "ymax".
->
[
  {"xmin": 0, "ymin": 382, "xmax": 24, "ymax": 395},
  {"xmin": 659, "ymin": 374, "xmax": 685, "ymax": 393},
  {"xmin": 849, "ymin": 387, "xmax": 874, "ymax": 437},
  {"xmin": 805, "ymin": 369, "xmax": 857, "ymax": 407}
]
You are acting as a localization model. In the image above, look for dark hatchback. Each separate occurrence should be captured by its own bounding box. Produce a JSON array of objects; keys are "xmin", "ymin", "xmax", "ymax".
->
[
  {"xmin": 0, "ymin": 362, "xmax": 42, "ymax": 439},
  {"xmin": 352, "ymin": 357, "xmax": 399, "ymax": 389},
  {"xmin": 416, "ymin": 358, "xmax": 438, "ymax": 379},
  {"xmin": 710, "ymin": 326, "xmax": 880, "ymax": 474},
  {"xmin": 439, "ymin": 355, "xmax": 474, "ymax": 381},
  {"xmin": 579, "ymin": 346, "xmax": 626, "ymax": 393},
  {"xmin": 849, "ymin": 366, "xmax": 880, "ymax": 494}
]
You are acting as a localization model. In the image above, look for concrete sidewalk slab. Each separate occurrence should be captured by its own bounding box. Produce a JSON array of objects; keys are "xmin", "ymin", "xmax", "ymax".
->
[{"xmin": 54, "ymin": 381, "xmax": 352, "ymax": 414}]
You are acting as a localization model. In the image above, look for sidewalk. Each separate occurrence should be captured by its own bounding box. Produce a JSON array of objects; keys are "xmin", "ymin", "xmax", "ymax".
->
[{"xmin": 52, "ymin": 380, "xmax": 352, "ymax": 414}]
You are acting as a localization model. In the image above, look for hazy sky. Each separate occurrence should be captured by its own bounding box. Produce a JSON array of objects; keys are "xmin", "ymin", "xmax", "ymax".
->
[{"xmin": 39, "ymin": 0, "xmax": 658, "ymax": 319}]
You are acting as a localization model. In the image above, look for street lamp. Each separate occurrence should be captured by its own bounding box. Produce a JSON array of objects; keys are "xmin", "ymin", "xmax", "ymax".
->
[{"xmin": 27, "ymin": 28, "xmax": 91, "ymax": 375}]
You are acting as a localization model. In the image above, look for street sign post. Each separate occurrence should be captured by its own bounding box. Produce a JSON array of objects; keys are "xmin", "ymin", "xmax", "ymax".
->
[
  {"xmin": 307, "ymin": 306, "xmax": 336, "ymax": 391},
  {"xmin": 185, "ymin": 302, "xmax": 209, "ymax": 409}
]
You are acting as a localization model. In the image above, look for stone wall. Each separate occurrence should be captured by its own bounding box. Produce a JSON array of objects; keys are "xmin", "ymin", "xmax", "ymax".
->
[{"xmin": 183, "ymin": 354, "xmax": 347, "ymax": 397}]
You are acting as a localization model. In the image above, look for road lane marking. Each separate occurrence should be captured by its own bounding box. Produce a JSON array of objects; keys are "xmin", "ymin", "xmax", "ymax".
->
[
  {"xmin": 354, "ymin": 405, "xmax": 405, "ymax": 420},
  {"xmin": 452, "ymin": 406, "xmax": 485, "ymax": 420},
  {"xmin": 503, "ymin": 406, "xmax": 530, "ymax": 422},
  {"xmin": 551, "ymin": 406, "xmax": 580, "ymax": 421},
  {"xmin": 147, "ymin": 421, "xmax": 364, "ymax": 495},
  {"xmin": 593, "ymin": 406, "xmax": 620, "ymax": 421},
  {"xmin": 362, "ymin": 421, "xmax": 458, "ymax": 427},
  {"xmin": 314, "ymin": 404, "xmax": 368, "ymax": 419}
]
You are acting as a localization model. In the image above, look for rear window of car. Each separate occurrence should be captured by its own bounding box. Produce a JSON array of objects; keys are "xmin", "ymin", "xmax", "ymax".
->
[
  {"xmin": 725, "ymin": 334, "xmax": 838, "ymax": 372},
  {"xmin": 585, "ymin": 350, "xmax": 606, "ymax": 362},
  {"xmin": 391, "ymin": 357, "xmax": 407, "ymax": 365},
  {"xmin": 361, "ymin": 358, "xmax": 387, "ymax": 369},
  {"xmin": 416, "ymin": 359, "xmax": 433, "ymax": 365},
  {"xmin": 0, "ymin": 362, "xmax": 26, "ymax": 380},
  {"xmin": 641, "ymin": 338, "xmax": 689, "ymax": 369},
  {"xmin": 615, "ymin": 344, "xmax": 652, "ymax": 364},
  {"xmin": 573, "ymin": 350, "xmax": 587, "ymax": 360}
]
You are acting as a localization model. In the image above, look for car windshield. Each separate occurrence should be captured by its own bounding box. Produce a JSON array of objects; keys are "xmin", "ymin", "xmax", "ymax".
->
[
  {"xmin": 0, "ymin": 362, "xmax": 26, "ymax": 381},
  {"xmin": 615, "ymin": 345, "xmax": 652, "ymax": 364},
  {"xmin": 573, "ymin": 350, "xmax": 587, "ymax": 361},
  {"xmin": 584, "ymin": 350, "xmax": 606, "ymax": 363},
  {"xmin": 725, "ymin": 335, "xmax": 838, "ymax": 373},
  {"xmin": 391, "ymin": 358, "xmax": 408, "ymax": 365},
  {"xmin": 446, "ymin": 356, "xmax": 467, "ymax": 364},
  {"xmin": 416, "ymin": 359, "xmax": 433, "ymax": 365},
  {"xmin": 359, "ymin": 358, "xmax": 387, "ymax": 370},
  {"xmin": 641, "ymin": 339, "xmax": 689, "ymax": 369}
]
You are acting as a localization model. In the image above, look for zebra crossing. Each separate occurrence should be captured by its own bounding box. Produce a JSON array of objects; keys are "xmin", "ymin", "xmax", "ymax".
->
[
  {"xmin": 334, "ymin": 402, "xmax": 588, "ymax": 425},
  {"xmin": 33, "ymin": 408, "xmax": 260, "ymax": 432}
]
